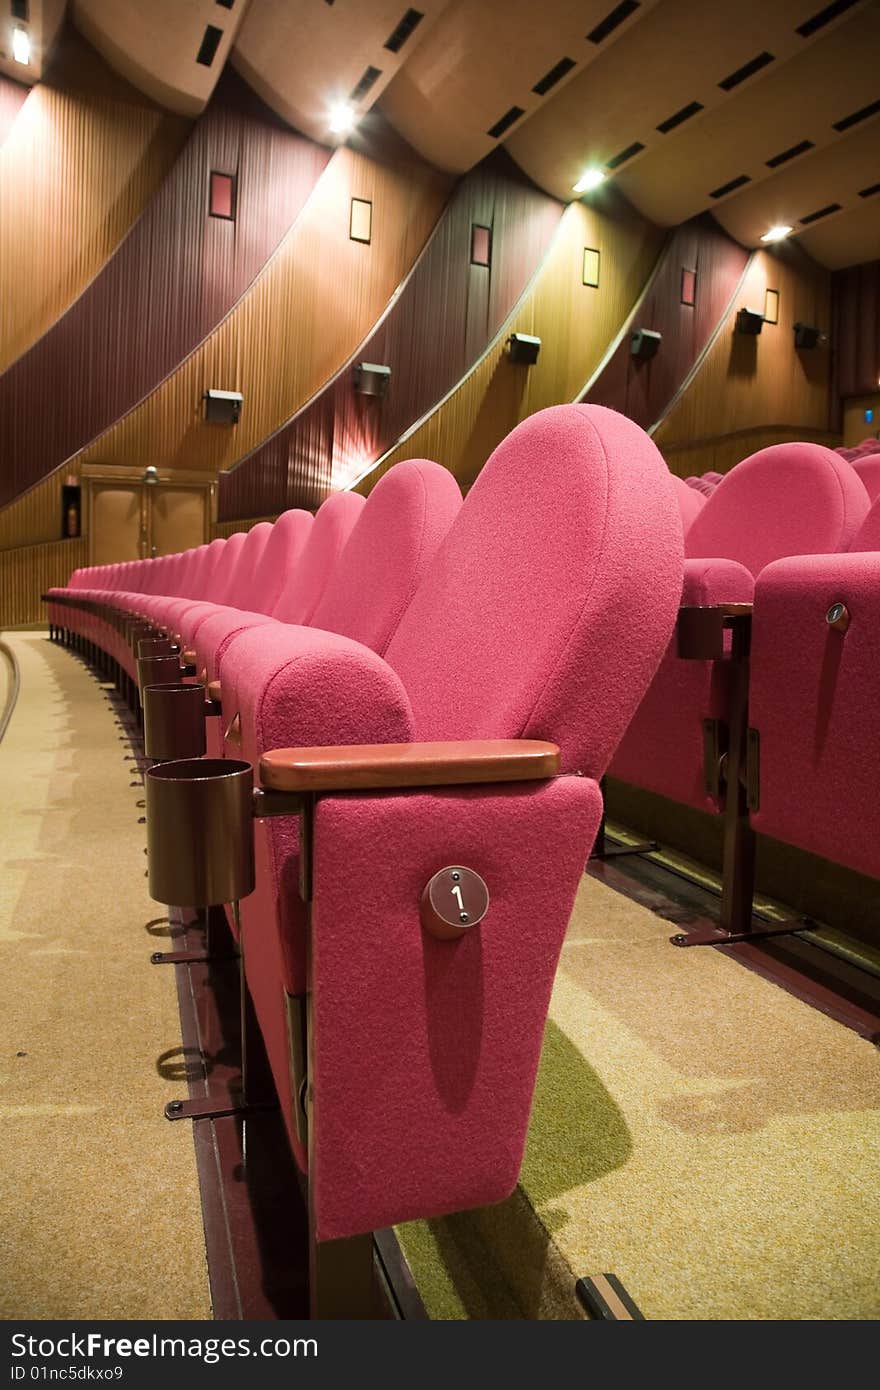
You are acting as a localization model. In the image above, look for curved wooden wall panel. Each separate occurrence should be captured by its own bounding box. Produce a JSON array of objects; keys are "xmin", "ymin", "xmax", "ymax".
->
[
  {"xmin": 0, "ymin": 66, "xmax": 329, "ymax": 512},
  {"xmin": 219, "ymin": 151, "xmax": 564, "ymax": 518},
  {"xmin": 653, "ymin": 244, "xmax": 832, "ymax": 473},
  {"xmin": 832, "ymin": 259, "xmax": 880, "ymax": 410},
  {"xmin": 0, "ymin": 32, "xmax": 190, "ymax": 377},
  {"xmin": 354, "ymin": 197, "xmax": 662, "ymax": 496},
  {"xmin": 0, "ymin": 75, "xmax": 28, "ymax": 150},
  {"xmin": 76, "ymin": 125, "xmax": 451, "ymax": 482},
  {"xmin": 581, "ymin": 215, "xmax": 750, "ymax": 429},
  {"xmin": 0, "ymin": 538, "xmax": 87, "ymax": 629}
]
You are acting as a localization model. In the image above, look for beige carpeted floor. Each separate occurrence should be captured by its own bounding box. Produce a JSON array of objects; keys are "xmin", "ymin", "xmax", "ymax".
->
[
  {"xmin": 400, "ymin": 851, "xmax": 880, "ymax": 1320},
  {"xmin": 0, "ymin": 633, "xmax": 211, "ymax": 1319}
]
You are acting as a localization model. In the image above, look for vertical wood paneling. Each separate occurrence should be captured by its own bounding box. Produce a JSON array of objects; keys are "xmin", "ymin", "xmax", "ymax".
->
[
  {"xmin": 353, "ymin": 197, "xmax": 662, "ymax": 496},
  {"xmin": 0, "ymin": 470, "xmax": 72, "ymax": 552},
  {"xmin": 0, "ymin": 63, "xmax": 329, "ymax": 511},
  {"xmin": 74, "ymin": 124, "xmax": 451, "ymax": 483},
  {"xmin": 0, "ymin": 74, "xmax": 28, "ymax": 150},
  {"xmin": 653, "ymin": 245, "xmax": 833, "ymax": 463},
  {"xmin": 660, "ymin": 424, "xmax": 840, "ymax": 479},
  {"xmin": 0, "ymin": 538, "xmax": 87, "ymax": 629},
  {"xmin": 219, "ymin": 151, "xmax": 564, "ymax": 518},
  {"xmin": 0, "ymin": 32, "xmax": 190, "ymax": 377},
  {"xmin": 582, "ymin": 215, "xmax": 749, "ymax": 428},
  {"xmin": 832, "ymin": 260, "xmax": 880, "ymax": 411}
]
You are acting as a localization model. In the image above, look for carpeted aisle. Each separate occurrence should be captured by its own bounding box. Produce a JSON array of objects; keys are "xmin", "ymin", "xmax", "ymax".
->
[
  {"xmin": 0, "ymin": 633, "xmax": 211, "ymax": 1320},
  {"xmin": 400, "ymin": 872, "xmax": 880, "ymax": 1320}
]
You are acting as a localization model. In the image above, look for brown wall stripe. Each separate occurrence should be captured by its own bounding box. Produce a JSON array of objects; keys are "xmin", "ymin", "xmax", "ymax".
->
[
  {"xmin": 831, "ymin": 258, "xmax": 880, "ymax": 414},
  {"xmin": 0, "ymin": 59, "xmax": 329, "ymax": 512},
  {"xmin": 218, "ymin": 150, "xmax": 564, "ymax": 518}
]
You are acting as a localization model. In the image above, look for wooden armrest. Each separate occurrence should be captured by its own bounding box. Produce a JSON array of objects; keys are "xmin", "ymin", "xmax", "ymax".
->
[
  {"xmin": 259, "ymin": 739, "xmax": 560, "ymax": 793},
  {"xmin": 677, "ymin": 603, "xmax": 753, "ymax": 660}
]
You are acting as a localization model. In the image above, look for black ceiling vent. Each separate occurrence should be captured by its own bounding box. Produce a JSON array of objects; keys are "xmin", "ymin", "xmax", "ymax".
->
[
  {"xmin": 800, "ymin": 202, "xmax": 842, "ymax": 224},
  {"xmin": 533, "ymin": 57, "xmax": 576, "ymax": 96},
  {"xmin": 487, "ymin": 106, "xmax": 525, "ymax": 139},
  {"xmin": 709, "ymin": 173, "xmax": 751, "ymax": 199},
  {"xmin": 606, "ymin": 141, "xmax": 645, "ymax": 169},
  {"xmin": 587, "ymin": 0, "xmax": 639, "ymax": 45},
  {"xmin": 718, "ymin": 51, "xmax": 774, "ymax": 91},
  {"xmin": 657, "ymin": 100, "xmax": 703, "ymax": 134},
  {"xmin": 11, "ymin": 0, "xmax": 29, "ymax": 20},
  {"xmin": 385, "ymin": 9, "xmax": 424, "ymax": 53},
  {"xmin": 215, "ymin": 0, "xmax": 235, "ymax": 10},
  {"xmin": 350, "ymin": 66, "xmax": 382, "ymax": 102},
  {"xmin": 796, "ymin": 0, "xmax": 861, "ymax": 38},
  {"xmin": 196, "ymin": 25, "xmax": 224, "ymax": 67},
  {"xmin": 766, "ymin": 139, "xmax": 814, "ymax": 168},
  {"xmin": 832, "ymin": 97, "xmax": 880, "ymax": 132},
  {"xmin": 858, "ymin": 181, "xmax": 880, "ymax": 198}
]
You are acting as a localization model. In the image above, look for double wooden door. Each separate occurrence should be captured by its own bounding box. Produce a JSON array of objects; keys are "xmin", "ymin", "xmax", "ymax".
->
[{"xmin": 84, "ymin": 471, "xmax": 213, "ymax": 565}]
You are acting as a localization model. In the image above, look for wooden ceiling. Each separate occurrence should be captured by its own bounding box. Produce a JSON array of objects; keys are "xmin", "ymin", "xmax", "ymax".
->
[{"xmin": 4, "ymin": 0, "xmax": 877, "ymax": 267}]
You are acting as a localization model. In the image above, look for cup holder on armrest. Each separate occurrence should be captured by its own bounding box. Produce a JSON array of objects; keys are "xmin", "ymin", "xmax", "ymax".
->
[{"xmin": 145, "ymin": 758, "xmax": 255, "ymax": 908}]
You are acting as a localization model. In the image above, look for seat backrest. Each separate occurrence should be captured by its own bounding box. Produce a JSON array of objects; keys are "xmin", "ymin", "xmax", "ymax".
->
[
  {"xmin": 250, "ymin": 509, "xmax": 313, "ymax": 614},
  {"xmin": 221, "ymin": 523, "xmax": 273, "ymax": 610},
  {"xmin": 848, "ymin": 494, "xmax": 880, "ymax": 551},
  {"xmin": 308, "ymin": 460, "xmax": 461, "ymax": 654},
  {"xmin": 672, "ymin": 474, "xmax": 705, "ymax": 531},
  {"xmin": 685, "ymin": 442, "xmax": 869, "ymax": 576},
  {"xmin": 853, "ymin": 454, "xmax": 880, "ymax": 502},
  {"xmin": 385, "ymin": 404, "xmax": 684, "ymax": 777},
  {"xmin": 202, "ymin": 535, "xmax": 245, "ymax": 603},
  {"xmin": 272, "ymin": 492, "xmax": 366, "ymax": 626}
]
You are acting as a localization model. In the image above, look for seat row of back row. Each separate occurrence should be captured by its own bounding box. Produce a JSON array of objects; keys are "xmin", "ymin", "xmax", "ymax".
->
[{"xmin": 45, "ymin": 409, "xmax": 877, "ymax": 1311}]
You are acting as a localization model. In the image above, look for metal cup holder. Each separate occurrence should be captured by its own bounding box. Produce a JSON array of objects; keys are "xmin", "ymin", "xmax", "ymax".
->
[
  {"xmin": 127, "ymin": 622, "xmax": 155, "ymax": 650},
  {"xmin": 137, "ymin": 653, "xmax": 184, "ymax": 700},
  {"xmin": 137, "ymin": 637, "xmax": 179, "ymax": 660},
  {"xmin": 145, "ymin": 758, "xmax": 255, "ymax": 908},
  {"xmin": 143, "ymin": 682, "xmax": 207, "ymax": 761}
]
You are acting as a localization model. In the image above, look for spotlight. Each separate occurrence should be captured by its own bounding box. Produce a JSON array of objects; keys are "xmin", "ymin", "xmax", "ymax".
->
[
  {"xmin": 793, "ymin": 322, "xmax": 821, "ymax": 350},
  {"xmin": 760, "ymin": 225, "xmax": 793, "ymax": 243},
  {"xmin": 735, "ymin": 307, "xmax": 764, "ymax": 336},
  {"xmin": 142, "ymin": 466, "xmax": 159, "ymax": 486},
  {"xmin": 507, "ymin": 333, "xmax": 541, "ymax": 366},
  {"xmin": 573, "ymin": 168, "xmax": 606, "ymax": 194},
  {"xmin": 631, "ymin": 328, "xmax": 662, "ymax": 360},
  {"xmin": 354, "ymin": 363, "xmax": 391, "ymax": 397},
  {"xmin": 329, "ymin": 102, "xmax": 356, "ymax": 136},
  {"xmin": 203, "ymin": 389, "xmax": 243, "ymax": 424},
  {"xmin": 12, "ymin": 27, "xmax": 30, "ymax": 65}
]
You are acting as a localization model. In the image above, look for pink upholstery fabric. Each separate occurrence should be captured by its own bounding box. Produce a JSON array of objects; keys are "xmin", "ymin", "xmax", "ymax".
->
[
  {"xmin": 309, "ymin": 460, "xmax": 462, "ymax": 652},
  {"xmin": 310, "ymin": 775, "xmax": 603, "ymax": 1239},
  {"xmin": 250, "ymin": 509, "xmax": 313, "ymax": 614},
  {"xmin": 685, "ymin": 443, "xmax": 869, "ymax": 576},
  {"xmin": 385, "ymin": 405, "xmax": 684, "ymax": 778},
  {"xmin": 853, "ymin": 456, "xmax": 880, "ymax": 503},
  {"xmin": 672, "ymin": 474, "xmax": 706, "ymax": 532},
  {"xmin": 271, "ymin": 492, "xmax": 365, "ymax": 626},
  {"xmin": 750, "ymin": 551, "xmax": 880, "ymax": 878},
  {"xmin": 177, "ymin": 525, "xmax": 272, "ymax": 648}
]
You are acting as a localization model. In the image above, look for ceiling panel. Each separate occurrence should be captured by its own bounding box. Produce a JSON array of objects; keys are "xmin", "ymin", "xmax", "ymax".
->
[
  {"xmin": 505, "ymin": 0, "xmax": 872, "ymax": 205},
  {"xmin": 232, "ymin": 0, "xmax": 450, "ymax": 146},
  {"xmin": 797, "ymin": 195, "xmax": 880, "ymax": 269},
  {"xmin": 378, "ymin": 0, "xmax": 658, "ymax": 174},
  {"xmin": 73, "ymin": 0, "xmax": 247, "ymax": 116}
]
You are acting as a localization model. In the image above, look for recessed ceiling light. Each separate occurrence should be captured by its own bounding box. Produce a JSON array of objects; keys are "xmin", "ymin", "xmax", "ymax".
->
[
  {"xmin": 760, "ymin": 224, "xmax": 793, "ymax": 243},
  {"xmin": 12, "ymin": 27, "xmax": 30, "ymax": 65},
  {"xmin": 573, "ymin": 168, "xmax": 606, "ymax": 194},
  {"xmin": 329, "ymin": 102, "xmax": 357, "ymax": 135}
]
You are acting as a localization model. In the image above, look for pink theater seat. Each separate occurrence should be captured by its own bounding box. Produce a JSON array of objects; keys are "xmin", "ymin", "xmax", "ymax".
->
[
  {"xmin": 749, "ymin": 493, "xmax": 880, "ymax": 880},
  {"xmin": 194, "ymin": 404, "xmax": 683, "ymax": 1258},
  {"xmin": 610, "ymin": 442, "xmax": 869, "ymax": 811},
  {"xmin": 853, "ymin": 454, "xmax": 880, "ymax": 501},
  {"xmin": 672, "ymin": 474, "xmax": 706, "ymax": 532}
]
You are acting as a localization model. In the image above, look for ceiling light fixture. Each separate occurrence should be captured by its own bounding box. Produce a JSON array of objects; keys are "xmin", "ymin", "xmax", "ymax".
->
[
  {"xmin": 760, "ymin": 224, "xmax": 793, "ymax": 243},
  {"xmin": 573, "ymin": 168, "xmax": 606, "ymax": 194},
  {"xmin": 329, "ymin": 102, "xmax": 357, "ymax": 136},
  {"xmin": 12, "ymin": 27, "xmax": 30, "ymax": 65}
]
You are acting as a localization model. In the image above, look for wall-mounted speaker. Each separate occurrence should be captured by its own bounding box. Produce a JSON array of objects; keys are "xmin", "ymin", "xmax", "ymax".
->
[
  {"xmin": 507, "ymin": 333, "xmax": 541, "ymax": 365},
  {"xmin": 354, "ymin": 362, "xmax": 391, "ymax": 397},
  {"xmin": 630, "ymin": 328, "xmax": 662, "ymax": 360},
  {"xmin": 793, "ymin": 322, "xmax": 821, "ymax": 349},
  {"xmin": 735, "ymin": 307, "xmax": 764, "ymax": 336},
  {"xmin": 204, "ymin": 389, "xmax": 243, "ymax": 424}
]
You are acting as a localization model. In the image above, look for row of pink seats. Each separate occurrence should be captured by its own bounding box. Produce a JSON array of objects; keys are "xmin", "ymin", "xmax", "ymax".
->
[
  {"xmin": 610, "ymin": 439, "xmax": 880, "ymax": 910},
  {"xmin": 47, "ymin": 405, "xmax": 685, "ymax": 1315}
]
